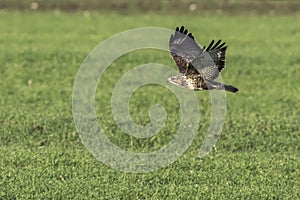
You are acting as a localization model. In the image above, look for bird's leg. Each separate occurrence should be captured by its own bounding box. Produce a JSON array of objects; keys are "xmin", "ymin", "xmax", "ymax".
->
[{"xmin": 184, "ymin": 63, "xmax": 189, "ymax": 74}]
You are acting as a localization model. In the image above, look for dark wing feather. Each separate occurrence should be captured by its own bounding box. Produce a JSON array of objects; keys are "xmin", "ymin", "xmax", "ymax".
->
[
  {"xmin": 191, "ymin": 39, "xmax": 227, "ymax": 80},
  {"xmin": 169, "ymin": 26, "xmax": 203, "ymax": 74},
  {"xmin": 203, "ymin": 39, "xmax": 227, "ymax": 72}
]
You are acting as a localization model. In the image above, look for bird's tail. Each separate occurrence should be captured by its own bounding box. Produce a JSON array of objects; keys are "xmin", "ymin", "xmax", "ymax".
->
[
  {"xmin": 208, "ymin": 81, "xmax": 239, "ymax": 93},
  {"xmin": 224, "ymin": 84, "xmax": 239, "ymax": 93}
]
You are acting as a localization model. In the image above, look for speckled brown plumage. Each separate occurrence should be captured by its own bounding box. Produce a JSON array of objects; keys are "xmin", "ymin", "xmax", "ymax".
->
[{"xmin": 168, "ymin": 26, "xmax": 238, "ymax": 93}]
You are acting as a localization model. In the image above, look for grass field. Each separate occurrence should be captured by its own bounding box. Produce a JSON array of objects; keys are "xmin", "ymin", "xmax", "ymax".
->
[{"xmin": 1, "ymin": 9, "xmax": 299, "ymax": 199}]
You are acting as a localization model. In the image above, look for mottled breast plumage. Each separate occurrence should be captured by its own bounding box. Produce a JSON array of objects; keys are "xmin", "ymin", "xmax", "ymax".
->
[{"xmin": 168, "ymin": 26, "xmax": 239, "ymax": 93}]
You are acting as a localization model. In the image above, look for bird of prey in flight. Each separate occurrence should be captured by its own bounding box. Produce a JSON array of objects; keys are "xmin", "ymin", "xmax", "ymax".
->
[{"xmin": 168, "ymin": 26, "xmax": 238, "ymax": 93}]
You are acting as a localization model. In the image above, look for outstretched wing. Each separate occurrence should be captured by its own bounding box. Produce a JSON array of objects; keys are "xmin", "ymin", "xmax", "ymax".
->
[
  {"xmin": 203, "ymin": 39, "xmax": 227, "ymax": 72},
  {"xmin": 191, "ymin": 40, "xmax": 227, "ymax": 80},
  {"xmin": 169, "ymin": 26, "xmax": 203, "ymax": 74}
]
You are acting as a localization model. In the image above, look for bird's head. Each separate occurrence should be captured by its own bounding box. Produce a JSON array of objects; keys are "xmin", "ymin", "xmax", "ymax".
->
[{"xmin": 167, "ymin": 74, "xmax": 185, "ymax": 87}]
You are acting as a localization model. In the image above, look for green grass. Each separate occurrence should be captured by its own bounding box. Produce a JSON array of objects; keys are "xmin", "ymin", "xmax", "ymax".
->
[
  {"xmin": 1, "ymin": 0, "xmax": 300, "ymax": 15},
  {"xmin": 1, "ymin": 11, "xmax": 299, "ymax": 199}
]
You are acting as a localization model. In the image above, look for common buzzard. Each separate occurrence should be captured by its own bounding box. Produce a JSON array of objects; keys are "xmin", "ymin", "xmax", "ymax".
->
[{"xmin": 168, "ymin": 26, "xmax": 238, "ymax": 93}]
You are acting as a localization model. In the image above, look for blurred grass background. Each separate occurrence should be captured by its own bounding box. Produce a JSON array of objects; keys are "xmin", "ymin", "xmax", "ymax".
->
[
  {"xmin": 1, "ymin": 0, "xmax": 300, "ymax": 15},
  {"xmin": 0, "ymin": 0, "xmax": 299, "ymax": 199}
]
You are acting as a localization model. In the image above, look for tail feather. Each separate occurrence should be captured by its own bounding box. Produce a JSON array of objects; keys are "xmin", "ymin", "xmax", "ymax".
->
[
  {"xmin": 224, "ymin": 84, "xmax": 239, "ymax": 93},
  {"xmin": 207, "ymin": 81, "xmax": 239, "ymax": 93}
]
